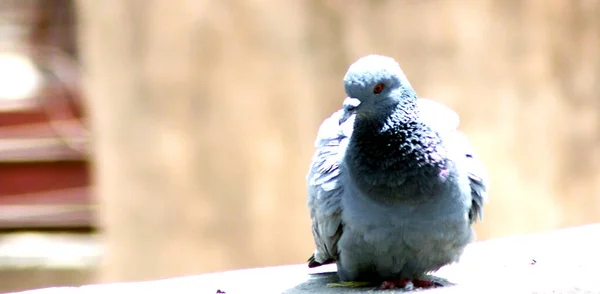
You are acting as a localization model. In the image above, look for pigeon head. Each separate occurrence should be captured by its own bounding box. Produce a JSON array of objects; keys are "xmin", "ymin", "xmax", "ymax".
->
[{"xmin": 343, "ymin": 55, "xmax": 417, "ymax": 114}]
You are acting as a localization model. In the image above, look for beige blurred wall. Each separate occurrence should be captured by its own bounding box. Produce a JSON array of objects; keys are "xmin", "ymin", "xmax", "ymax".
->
[{"xmin": 77, "ymin": 0, "xmax": 600, "ymax": 283}]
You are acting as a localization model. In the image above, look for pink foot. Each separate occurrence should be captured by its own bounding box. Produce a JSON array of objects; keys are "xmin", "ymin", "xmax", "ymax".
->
[
  {"xmin": 413, "ymin": 279, "xmax": 438, "ymax": 288},
  {"xmin": 379, "ymin": 279, "xmax": 411, "ymax": 289},
  {"xmin": 379, "ymin": 279, "xmax": 440, "ymax": 290}
]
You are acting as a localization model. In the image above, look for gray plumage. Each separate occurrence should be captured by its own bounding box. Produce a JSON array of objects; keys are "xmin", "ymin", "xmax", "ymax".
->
[{"xmin": 306, "ymin": 55, "xmax": 489, "ymax": 283}]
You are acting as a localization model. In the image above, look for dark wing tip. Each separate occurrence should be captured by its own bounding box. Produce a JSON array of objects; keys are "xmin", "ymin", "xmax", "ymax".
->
[{"xmin": 307, "ymin": 254, "xmax": 335, "ymax": 268}]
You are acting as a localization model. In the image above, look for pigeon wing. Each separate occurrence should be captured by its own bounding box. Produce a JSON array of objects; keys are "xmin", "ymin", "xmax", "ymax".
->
[
  {"xmin": 306, "ymin": 99, "xmax": 357, "ymax": 267},
  {"xmin": 417, "ymin": 98, "xmax": 489, "ymax": 223}
]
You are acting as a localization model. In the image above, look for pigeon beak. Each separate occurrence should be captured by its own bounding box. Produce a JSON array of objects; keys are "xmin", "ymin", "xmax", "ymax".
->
[{"xmin": 343, "ymin": 97, "xmax": 361, "ymax": 112}]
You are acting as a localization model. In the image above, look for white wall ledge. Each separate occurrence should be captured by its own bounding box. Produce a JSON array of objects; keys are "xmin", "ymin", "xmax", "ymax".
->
[{"xmin": 11, "ymin": 224, "xmax": 600, "ymax": 294}]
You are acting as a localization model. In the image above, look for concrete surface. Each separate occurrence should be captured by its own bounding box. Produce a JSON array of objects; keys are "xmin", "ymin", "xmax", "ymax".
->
[
  {"xmin": 9, "ymin": 223, "xmax": 600, "ymax": 294},
  {"xmin": 0, "ymin": 232, "xmax": 99, "ymax": 293}
]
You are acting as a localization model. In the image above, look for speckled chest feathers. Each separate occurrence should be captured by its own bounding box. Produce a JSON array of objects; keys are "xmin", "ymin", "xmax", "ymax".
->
[{"xmin": 344, "ymin": 102, "xmax": 449, "ymax": 201}]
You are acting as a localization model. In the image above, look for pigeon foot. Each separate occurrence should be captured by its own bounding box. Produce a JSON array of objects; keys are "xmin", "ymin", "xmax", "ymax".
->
[{"xmin": 379, "ymin": 279, "xmax": 441, "ymax": 290}]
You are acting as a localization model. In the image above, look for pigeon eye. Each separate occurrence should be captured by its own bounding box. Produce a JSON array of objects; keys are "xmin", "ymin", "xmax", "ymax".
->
[{"xmin": 373, "ymin": 83, "xmax": 384, "ymax": 94}]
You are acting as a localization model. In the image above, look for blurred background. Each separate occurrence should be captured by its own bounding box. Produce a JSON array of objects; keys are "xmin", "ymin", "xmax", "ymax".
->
[{"xmin": 0, "ymin": 0, "xmax": 599, "ymax": 292}]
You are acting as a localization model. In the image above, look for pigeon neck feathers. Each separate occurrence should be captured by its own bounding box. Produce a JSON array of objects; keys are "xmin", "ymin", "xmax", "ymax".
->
[{"xmin": 345, "ymin": 99, "xmax": 448, "ymax": 202}]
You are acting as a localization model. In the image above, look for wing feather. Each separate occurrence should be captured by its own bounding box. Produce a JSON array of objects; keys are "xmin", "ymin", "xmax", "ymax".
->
[
  {"xmin": 306, "ymin": 99, "xmax": 357, "ymax": 267},
  {"xmin": 417, "ymin": 99, "xmax": 489, "ymax": 223}
]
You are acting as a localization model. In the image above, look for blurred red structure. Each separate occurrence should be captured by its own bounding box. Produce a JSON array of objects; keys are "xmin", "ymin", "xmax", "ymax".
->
[{"xmin": 0, "ymin": 0, "xmax": 92, "ymax": 230}]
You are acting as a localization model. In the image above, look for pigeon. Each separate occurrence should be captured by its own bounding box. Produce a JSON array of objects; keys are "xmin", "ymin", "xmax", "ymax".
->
[{"xmin": 306, "ymin": 55, "xmax": 489, "ymax": 289}]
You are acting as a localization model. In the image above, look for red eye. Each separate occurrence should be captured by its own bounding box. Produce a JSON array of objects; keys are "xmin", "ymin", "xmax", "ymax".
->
[{"xmin": 373, "ymin": 83, "xmax": 384, "ymax": 94}]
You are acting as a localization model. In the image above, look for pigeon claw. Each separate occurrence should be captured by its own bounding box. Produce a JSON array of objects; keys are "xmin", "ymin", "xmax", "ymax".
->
[
  {"xmin": 379, "ymin": 279, "xmax": 440, "ymax": 290},
  {"xmin": 413, "ymin": 279, "xmax": 438, "ymax": 288},
  {"xmin": 379, "ymin": 279, "xmax": 411, "ymax": 290}
]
